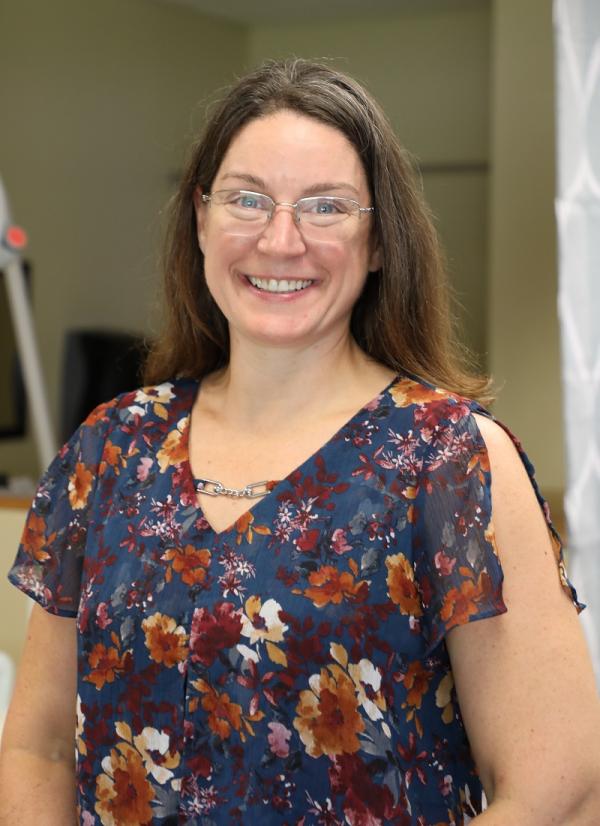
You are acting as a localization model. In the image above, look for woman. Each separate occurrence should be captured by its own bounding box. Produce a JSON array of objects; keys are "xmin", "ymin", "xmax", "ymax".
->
[{"xmin": 1, "ymin": 59, "xmax": 599, "ymax": 825}]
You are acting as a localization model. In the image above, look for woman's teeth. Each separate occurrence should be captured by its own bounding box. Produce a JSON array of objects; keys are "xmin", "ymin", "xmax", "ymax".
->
[{"xmin": 248, "ymin": 276, "xmax": 313, "ymax": 293}]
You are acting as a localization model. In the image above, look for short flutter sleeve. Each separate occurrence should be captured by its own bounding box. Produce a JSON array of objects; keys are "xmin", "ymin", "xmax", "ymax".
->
[
  {"xmin": 8, "ymin": 400, "xmax": 115, "ymax": 617},
  {"xmin": 412, "ymin": 404, "xmax": 507, "ymax": 654}
]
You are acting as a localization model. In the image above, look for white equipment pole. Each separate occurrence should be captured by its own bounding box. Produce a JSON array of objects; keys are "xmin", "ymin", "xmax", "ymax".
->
[{"xmin": 0, "ymin": 177, "xmax": 56, "ymax": 471}]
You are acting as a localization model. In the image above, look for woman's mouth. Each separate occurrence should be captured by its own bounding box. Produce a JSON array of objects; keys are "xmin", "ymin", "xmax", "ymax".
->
[{"xmin": 246, "ymin": 275, "xmax": 314, "ymax": 294}]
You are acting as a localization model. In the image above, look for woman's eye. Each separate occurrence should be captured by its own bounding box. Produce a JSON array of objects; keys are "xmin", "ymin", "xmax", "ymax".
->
[
  {"xmin": 315, "ymin": 200, "xmax": 337, "ymax": 214},
  {"xmin": 239, "ymin": 196, "xmax": 260, "ymax": 209}
]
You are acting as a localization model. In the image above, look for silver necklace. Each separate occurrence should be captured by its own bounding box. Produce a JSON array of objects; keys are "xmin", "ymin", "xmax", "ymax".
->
[{"xmin": 194, "ymin": 477, "xmax": 274, "ymax": 499}]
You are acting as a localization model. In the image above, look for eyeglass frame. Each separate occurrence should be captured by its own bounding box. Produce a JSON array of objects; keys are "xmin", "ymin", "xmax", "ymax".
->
[{"xmin": 200, "ymin": 189, "xmax": 375, "ymax": 230}]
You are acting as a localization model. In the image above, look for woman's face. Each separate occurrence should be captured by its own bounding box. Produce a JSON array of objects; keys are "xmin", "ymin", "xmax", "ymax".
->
[{"xmin": 194, "ymin": 110, "xmax": 380, "ymax": 354}]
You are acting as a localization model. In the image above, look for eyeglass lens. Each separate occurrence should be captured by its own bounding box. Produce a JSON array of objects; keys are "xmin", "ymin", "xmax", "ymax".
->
[{"xmin": 209, "ymin": 190, "xmax": 368, "ymax": 239}]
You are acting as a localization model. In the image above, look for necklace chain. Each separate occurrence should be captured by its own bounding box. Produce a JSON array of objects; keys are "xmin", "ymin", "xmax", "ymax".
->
[{"xmin": 194, "ymin": 477, "xmax": 274, "ymax": 499}]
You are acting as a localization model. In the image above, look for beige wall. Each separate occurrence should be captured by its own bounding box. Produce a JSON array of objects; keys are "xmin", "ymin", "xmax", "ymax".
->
[
  {"xmin": 0, "ymin": 508, "xmax": 29, "ymax": 667},
  {"xmin": 488, "ymin": 0, "xmax": 564, "ymax": 490},
  {"xmin": 249, "ymin": 2, "xmax": 492, "ymax": 366},
  {"xmin": 0, "ymin": 0, "xmax": 247, "ymax": 478}
]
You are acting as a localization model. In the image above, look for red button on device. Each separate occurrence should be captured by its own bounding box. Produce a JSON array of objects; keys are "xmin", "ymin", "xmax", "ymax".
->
[{"xmin": 5, "ymin": 225, "xmax": 27, "ymax": 250}]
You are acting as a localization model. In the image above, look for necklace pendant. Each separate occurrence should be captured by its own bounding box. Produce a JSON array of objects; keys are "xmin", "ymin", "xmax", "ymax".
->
[{"xmin": 195, "ymin": 477, "xmax": 273, "ymax": 499}]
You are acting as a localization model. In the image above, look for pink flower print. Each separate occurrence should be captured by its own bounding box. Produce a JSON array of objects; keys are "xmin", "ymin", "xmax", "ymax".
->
[
  {"xmin": 434, "ymin": 549, "xmax": 456, "ymax": 576},
  {"xmin": 439, "ymin": 774, "xmax": 453, "ymax": 796},
  {"xmin": 96, "ymin": 602, "xmax": 112, "ymax": 629},
  {"xmin": 330, "ymin": 528, "xmax": 352, "ymax": 555},
  {"xmin": 136, "ymin": 457, "xmax": 153, "ymax": 482},
  {"xmin": 267, "ymin": 721, "xmax": 291, "ymax": 758}
]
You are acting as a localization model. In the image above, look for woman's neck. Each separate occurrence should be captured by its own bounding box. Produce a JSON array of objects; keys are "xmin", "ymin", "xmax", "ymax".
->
[{"xmin": 196, "ymin": 334, "xmax": 394, "ymax": 434}]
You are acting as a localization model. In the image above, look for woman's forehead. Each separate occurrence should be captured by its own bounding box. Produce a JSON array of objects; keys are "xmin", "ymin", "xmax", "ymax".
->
[{"xmin": 214, "ymin": 111, "xmax": 368, "ymax": 195}]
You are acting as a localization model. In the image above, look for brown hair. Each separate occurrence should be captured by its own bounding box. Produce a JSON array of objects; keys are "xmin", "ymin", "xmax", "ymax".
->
[{"xmin": 144, "ymin": 58, "xmax": 492, "ymax": 403}]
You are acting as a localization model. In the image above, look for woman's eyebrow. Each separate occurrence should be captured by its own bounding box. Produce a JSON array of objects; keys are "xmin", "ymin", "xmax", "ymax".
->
[
  {"xmin": 220, "ymin": 172, "xmax": 266, "ymax": 189},
  {"xmin": 302, "ymin": 181, "xmax": 360, "ymax": 197},
  {"xmin": 219, "ymin": 171, "xmax": 360, "ymax": 198}
]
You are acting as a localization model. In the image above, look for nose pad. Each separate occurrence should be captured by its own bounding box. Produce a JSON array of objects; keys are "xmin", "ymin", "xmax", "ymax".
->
[{"xmin": 257, "ymin": 206, "xmax": 306, "ymax": 254}]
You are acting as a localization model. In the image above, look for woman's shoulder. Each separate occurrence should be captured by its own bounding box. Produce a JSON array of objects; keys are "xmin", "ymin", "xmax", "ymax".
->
[
  {"xmin": 77, "ymin": 378, "xmax": 199, "ymax": 435},
  {"xmin": 388, "ymin": 372, "xmax": 492, "ymax": 435},
  {"xmin": 386, "ymin": 372, "xmax": 538, "ymax": 486}
]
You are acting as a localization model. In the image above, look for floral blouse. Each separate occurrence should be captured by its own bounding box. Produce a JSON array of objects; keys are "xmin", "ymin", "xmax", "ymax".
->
[{"xmin": 8, "ymin": 375, "xmax": 579, "ymax": 826}]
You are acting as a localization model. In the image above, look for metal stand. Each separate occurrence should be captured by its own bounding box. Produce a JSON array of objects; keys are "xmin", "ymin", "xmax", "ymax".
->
[{"xmin": 1, "ymin": 176, "xmax": 56, "ymax": 471}]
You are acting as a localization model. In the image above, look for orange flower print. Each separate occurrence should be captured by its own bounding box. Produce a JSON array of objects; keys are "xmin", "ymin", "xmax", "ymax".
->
[
  {"xmin": 141, "ymin": 612, "xmax": 189, "ymax": 667},
  {"xmin": 21, "ymin": 512, "xmax": 52, "ymax": 562},
  {"xmin": 390, "ymin": 378, "xmax": 444, "ymax": 408},
  {"xmin": 162, "ymin": 545, "xmax": 211, "ymax": 586},
  {"xmin": 402, "ymin": 661, "xmax": 433, "ymax": 709},
  {"xmin": 198, "ymin": 683, "xmax": 243, "ymax": 740},
  {"xmin": 95, "ymin": 741, "xmax": 154, "ymax": 826},
  {"xmin": 85, "ymin": 643, "xmax": 130, "ymax": 690},
  {"xmin": 294, "ymin": 665, "xmax": 365, "ymax": 758},
  {"xmin": 84, "ymin": 398, "xmax": 115, "ymax": 427},
  {"xmin": 385, "ymin": 553, "xmax": 423, "ymax": 617},
  {"xmin": 156, "ymin": 416, "xmax": 188, "ymax": 472},
  {"xmin": 440, "ymin": 577, "xmax": 482, "ymax": 630},
  {"xmin": 303, "ymin": 565, "xmax": 368, "ymax": 608},
  {"xmin": 233, "ymin": 511, "xmax": 271, "ymax": 546},
  {"xmin": 68, "ymin": 462, "xmax": 94, "ymax": 509},
  {"xmin": 99, "ymin": 440, "xmax": 123, "ymax": 475}
]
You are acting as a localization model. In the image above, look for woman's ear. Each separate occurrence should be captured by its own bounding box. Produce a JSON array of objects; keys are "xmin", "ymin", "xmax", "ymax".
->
[
  {"xmin": 192, "ymin": 187, "xmax": 206, "ymax": 254},
  {"xmin": 368, "ymin": 243, "xmax": 383, "ymax": 273}
]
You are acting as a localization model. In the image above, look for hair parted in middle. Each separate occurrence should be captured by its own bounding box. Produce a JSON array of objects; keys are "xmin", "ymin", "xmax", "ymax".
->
[{"xmin": 145, "ymin": 57, "xmax": 491, "ymax": 404}]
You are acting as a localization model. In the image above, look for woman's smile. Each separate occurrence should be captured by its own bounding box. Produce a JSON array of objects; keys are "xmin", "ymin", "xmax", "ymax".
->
[{"xmin": 244, "ymin": 274, "xmax": 316, "ymax": 295}]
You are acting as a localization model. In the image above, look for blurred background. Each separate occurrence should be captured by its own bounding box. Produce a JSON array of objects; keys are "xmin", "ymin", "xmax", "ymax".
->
[{"xmin": 0, "ymin": 0, "xmax": 571, "ymax": 670}]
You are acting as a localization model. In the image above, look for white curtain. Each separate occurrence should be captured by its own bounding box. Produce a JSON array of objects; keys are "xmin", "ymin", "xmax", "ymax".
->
[{"xmin": 554, "ymin": 0, "xmax": 600, "ymax": 684}]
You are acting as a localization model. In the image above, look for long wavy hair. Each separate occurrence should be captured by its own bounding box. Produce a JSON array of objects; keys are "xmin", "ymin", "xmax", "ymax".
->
[{"xmin": 144, "ymin": 58, "xmax": 492, "ymax": 403}]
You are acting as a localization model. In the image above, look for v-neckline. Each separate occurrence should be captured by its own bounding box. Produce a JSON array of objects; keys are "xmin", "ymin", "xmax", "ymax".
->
[{"xmin": 177, "ymin": 372, "xmax": 400, "ymax": 538}]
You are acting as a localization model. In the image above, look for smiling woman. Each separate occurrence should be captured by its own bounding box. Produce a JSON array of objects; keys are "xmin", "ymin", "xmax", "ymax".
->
[
  {"xmin": 192, "ymin": 111, "xmax": 379, "ymax": 354},
  {"xmin": 1, "ymin": 59, "xmax": 599, "ymax": 826}
]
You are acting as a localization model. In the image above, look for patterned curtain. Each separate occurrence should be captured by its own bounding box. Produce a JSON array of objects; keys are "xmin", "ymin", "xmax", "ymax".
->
[{"xmin": 554, "ymin": 0, "xmax": 600, "ymax": 683}]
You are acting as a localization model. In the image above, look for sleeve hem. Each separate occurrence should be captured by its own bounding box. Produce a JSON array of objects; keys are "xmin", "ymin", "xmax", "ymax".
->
[{"xmin": 7, "ymin": 571, "xmax": 79, "ymax": 618}]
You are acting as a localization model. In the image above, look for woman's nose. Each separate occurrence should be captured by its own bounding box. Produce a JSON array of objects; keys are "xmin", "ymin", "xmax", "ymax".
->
[{"xmin": 256, "ymin": 205, "xmax": 307, "ymax": 256}]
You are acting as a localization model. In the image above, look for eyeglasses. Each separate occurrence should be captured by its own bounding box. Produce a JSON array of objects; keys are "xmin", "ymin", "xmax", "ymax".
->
[{"xmin": 200, "ymin": 189, "xmax": 374, "ymax": 240}]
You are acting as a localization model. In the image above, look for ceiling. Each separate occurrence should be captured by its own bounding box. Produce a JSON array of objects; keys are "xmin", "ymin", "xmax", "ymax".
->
[{"xmin": 160, "ymin": 0, "xmax": 478, "ymax": 26}]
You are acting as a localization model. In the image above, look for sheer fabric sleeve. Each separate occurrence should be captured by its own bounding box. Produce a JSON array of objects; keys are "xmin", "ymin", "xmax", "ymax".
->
[
  {"xmin": 7, "ymin": 400, "xmax": 115, "ymax": 617},
  {"xmin": 412, "ymin": 404, "xmax": 582, "ymax": 656},
  {"xmin": 412, "ymin": 408, "xmax": 507, "ymax": 655}
]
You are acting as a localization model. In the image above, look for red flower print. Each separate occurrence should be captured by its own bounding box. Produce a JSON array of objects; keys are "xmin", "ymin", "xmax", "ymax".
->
[
  {"xmin": 190, "ymin": 602, "xmax": 243, "ymax": 666},
  {"xmin": 329, "ymin": 754, "xmax": 412, "ymax": 825}
]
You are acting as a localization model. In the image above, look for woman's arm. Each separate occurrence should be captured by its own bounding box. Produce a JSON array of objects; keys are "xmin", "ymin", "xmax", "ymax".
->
[
  {"xmin": 0, "ymin": 604, "xmax": 77, "ymax": 824},
  {"xmin": 446, "ymin": 414, "xmax": 600, "ymax": 825}
]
